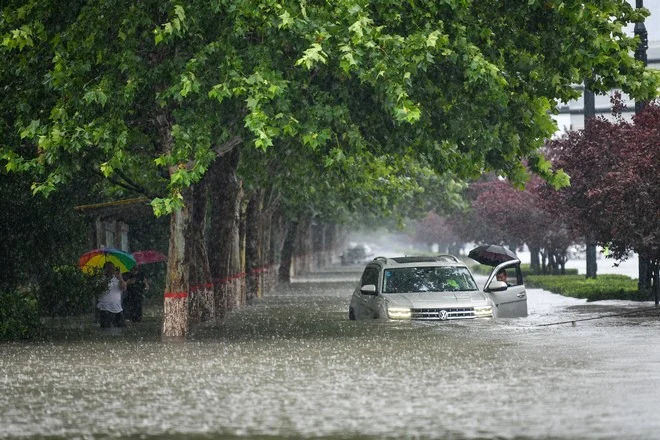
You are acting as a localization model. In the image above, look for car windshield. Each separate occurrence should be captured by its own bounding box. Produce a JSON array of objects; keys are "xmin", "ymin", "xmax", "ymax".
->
[{"xmin": 382, "ymin": 266, "xmax": 478, "ymax": 293}]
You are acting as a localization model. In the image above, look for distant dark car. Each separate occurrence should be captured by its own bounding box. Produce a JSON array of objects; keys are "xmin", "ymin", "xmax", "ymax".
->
[{"xmin": 340, "ymin": 244, "xmax": 374, "ymax": 265}]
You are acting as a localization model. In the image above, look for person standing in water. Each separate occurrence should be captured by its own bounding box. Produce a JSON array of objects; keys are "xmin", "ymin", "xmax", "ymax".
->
[
  {"xmin": 123, "ymin": 264, "xmax": 149, "ymax": 322},
  {"xmin": 97, "ymin": 262, "xmax": 127, "ymax": 328}
]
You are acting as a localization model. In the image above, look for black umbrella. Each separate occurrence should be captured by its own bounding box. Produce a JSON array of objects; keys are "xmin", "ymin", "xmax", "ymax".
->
[{"xmin": 468, "ymin": 245, "xmax": 517, "ymax": 266}]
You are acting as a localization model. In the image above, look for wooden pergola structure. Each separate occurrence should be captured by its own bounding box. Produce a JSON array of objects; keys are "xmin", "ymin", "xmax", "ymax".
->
[{"xmin": 74, "ymin": 197, "xmax": 153, "ymax": 251}]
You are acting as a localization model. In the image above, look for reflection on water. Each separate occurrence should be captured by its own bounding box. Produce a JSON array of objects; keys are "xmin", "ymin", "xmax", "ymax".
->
[{"xmin": 1, "ymin": 275, "xmax": 660, "ymax": 440}]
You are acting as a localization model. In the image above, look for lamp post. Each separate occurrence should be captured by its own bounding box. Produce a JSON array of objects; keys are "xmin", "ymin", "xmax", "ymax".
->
[
  {"xmin": 634, "ymin": 0, "xmax": 648, "ymax": 114},
  {"xmin": 633, "ymin": 0, "xmax": 655, "ymax": 304},
  {"xmin": 583, "ymin": 83, "xmax": 597, "ymax": 279}
]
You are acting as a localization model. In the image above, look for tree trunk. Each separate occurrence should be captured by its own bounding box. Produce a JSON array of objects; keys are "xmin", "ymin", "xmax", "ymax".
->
[
  {"xmin": 157, "ymin": 114, "xmax": 191, "ymax": 340},
  {"xmin": 312, "ymin": 221, "xmax": 326, "ymax": 269},
  {"xmin": 652, "ymin": 259, "xmax": 659, "ymax": 307},
  {"xmin": 540, "ymin": 249, "xmax": 548, "ymax": 274},
  {"xmin": 638, "ymin": 253, "xmax": 651, "ymax": 292},
  {"xmin": 529, "ymin": 246, "xmax": 541, "ymax": 274},
  {"xmin": 294, "ymin": 216, "xmax": 313, "ymax": 276},
  {"xmin": 267, "ymin": 208, "xmax": 285, "ymax": 290},
  {"xmin": 278, "ymin": 219, "xmax": 298, "ymax": 283},
  {"xmin": 245, "ymin": 190, "xmax": 264, "ymax": 303},
  {"xmin": 326, "ymin": 223, "xmax": 339, "ymax": 263},
  {"xmin": 188, "ymin": 180, "xmax": 214, "ymax": 324},
  {"xmin": 586, "ymin": 237, "xmax": 598, "ymax": 279},
  {"xmin": 162, "ymin": 186, "xmax": 192, "ymax": 340},
  {"xmin": 239, "ymin": 197, "xmax": 247, "ymax": 305},
  {"xmin": 259, "ymin": 199, "xmax": 275, "ymax": 295},
  {"xmin": 547, "ymin": 253, "xmax": 557, "ymax": 274},
  {"xmin": 207, "ymin": 149, "xmax": 244, "ymax": 319}
]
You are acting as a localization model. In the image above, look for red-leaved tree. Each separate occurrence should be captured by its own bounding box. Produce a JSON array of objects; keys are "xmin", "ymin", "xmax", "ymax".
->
[
  {"xmin": 451, "ymin": 177, "xmax": 579, "ymax": 273},
  {"xmin": 413, "ymin": 212, "xmax": 463, "ymax": 255},
  {"xmin": 545, "ymin": 101, "xmax": 660, "ymax": 301}
]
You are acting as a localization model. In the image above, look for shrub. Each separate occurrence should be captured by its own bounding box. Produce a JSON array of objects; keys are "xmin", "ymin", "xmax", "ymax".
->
[
  {"xmin": 35, "ymin": 265, "xmax": 107, "ymax": 317},
  {"xmin": 525, "ymin": 274, "xmax": 646, "ymax": 302},
  {"xmin": 0, "ymin": 290, "xmax": 41, "ymax": 340},
  {"xmin": 470, "ymin": 263, "xmax": 578, "ymax": 277}
]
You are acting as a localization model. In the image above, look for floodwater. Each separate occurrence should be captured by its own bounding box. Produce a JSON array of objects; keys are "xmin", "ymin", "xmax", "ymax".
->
[{"xmin": 1, "ymin": 266, "xmax": 660, "ymax": 440}]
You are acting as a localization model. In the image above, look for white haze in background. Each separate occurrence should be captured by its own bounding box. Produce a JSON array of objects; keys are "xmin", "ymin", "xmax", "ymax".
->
[{"xmin": 344, "ymin": 230, "xmax": 640, "ymax": 279}]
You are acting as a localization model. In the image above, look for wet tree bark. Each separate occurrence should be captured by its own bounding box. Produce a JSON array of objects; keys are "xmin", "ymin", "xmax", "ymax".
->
[
  {"xmin": 156, "ymin": 114, "xmax": 190, "ymax": 340},
  {"xmin": 312, "ymin": 222, "xmax": 327, "ymax": 269},
  {"xmin": 651, "ymin": 259, "xmax": 659, "ymax": 306},
  {"xmin": 586, "ymin": 240, "xmax": 598, "ymax": 279},
  {"xmin": 267, "ymin": 207, "xmax": 285, "ymax": 290},
  {"xmin": 245, "ymin": 189, "xmax": 264, "ymax": 303},
  {"xmin": 326, "ymin": 223, "xmax": 339, "ymax": 262},
  {"xmin": 239, "ymin": 197, "xmax": 247, "ymax": 303},
  {"xmin": 207, "ymin": 149, "xmax": 244, "ymax": 318},
  {"xmin": 188, "ymin": 180, "xmax": 214, "ymax": 324},
  {"xmin": 278, "ymin": 219, "xmax": 298, "ymax": 283},
  {"xmin": 162, "ymin": 185, "xmax": 192, "ymax": 340},
  {"xmin": 294, "ymin": 216, "xmax": 313, "ymax": 276},
  {"xmin": 638, "ymin": 253, "xmax": 651, "ymax": 293},
  {"xmin": 529, "ymin": 246, "xmax": 541, "ymax": 274},
  {"xmin": 261, "ymin": 205, "xmax": 276, "ymax": 293}
]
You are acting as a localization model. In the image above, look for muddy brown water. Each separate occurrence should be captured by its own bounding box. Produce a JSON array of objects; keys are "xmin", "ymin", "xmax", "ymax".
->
[{"xmin": 2, "ymin": 268, "xmax": 659, "ymax": 439}]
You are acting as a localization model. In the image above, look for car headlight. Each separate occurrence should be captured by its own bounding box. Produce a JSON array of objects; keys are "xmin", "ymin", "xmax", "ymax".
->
[
  {"xmin": 387, "ymin": 307, "xmax": 411, "ymax": 319},
  {"xmin": 474, "ymin": 305, "xmax": 493, "ymax": 318}
]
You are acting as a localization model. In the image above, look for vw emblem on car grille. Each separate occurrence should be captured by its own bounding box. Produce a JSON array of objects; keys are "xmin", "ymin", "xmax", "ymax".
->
[{"xmin": 438, "ymin": 310, "xmax": 449, "ymax": 320}]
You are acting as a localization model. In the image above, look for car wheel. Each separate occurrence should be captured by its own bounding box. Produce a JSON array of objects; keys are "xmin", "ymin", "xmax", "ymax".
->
[{"xmin": 348, "ymin": 308, "xmax": 356, "ymax": 321}]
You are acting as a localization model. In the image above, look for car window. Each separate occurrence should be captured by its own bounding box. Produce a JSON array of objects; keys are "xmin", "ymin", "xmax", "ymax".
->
[
  {"xmin": 382, "ymin": 266, "xmax": 478, "ymax": 293},
  {"xmin": 361, "ymin": 266, "xmax": 380, "ymax": 288},
  {"xmin": 497, "ymin": 265, "xmax": 524, "ymax": 287},
  {"xmin": 511, "ymin": 265, "xmax": 523, "ymax": 286}
]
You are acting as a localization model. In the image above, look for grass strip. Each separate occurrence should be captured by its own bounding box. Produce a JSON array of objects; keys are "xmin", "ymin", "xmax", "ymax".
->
[{"xmin": 525, "ymin": 274, "xmax": 649, "ymax": 302}]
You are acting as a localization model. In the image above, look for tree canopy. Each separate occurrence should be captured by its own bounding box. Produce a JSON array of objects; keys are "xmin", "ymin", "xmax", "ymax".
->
[
  {"xmin": 3, "ymin": 0, "xmax": 659, "ymax": 212},
  {"xmin": 545, "ymin": 101, "xmax": 660, "ymax": 264}
]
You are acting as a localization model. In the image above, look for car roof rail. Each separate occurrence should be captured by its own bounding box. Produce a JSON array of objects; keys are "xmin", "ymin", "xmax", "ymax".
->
[
  {"xmin": 373, "ymin": 256, "xmax": 389, "ymax": 262},
  {"xmin": 436, "ymin": 254, "xmax": 461, "ymax": 263}
]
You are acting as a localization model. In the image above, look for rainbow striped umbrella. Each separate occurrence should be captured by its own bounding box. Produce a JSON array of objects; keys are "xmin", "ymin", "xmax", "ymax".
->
[{"xmin": 79, "ymin": 248, "xmax": 136, "ymax": 274}]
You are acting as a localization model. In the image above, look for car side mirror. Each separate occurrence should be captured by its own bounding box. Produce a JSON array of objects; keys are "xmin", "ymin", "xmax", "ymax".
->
[
  {"xmin": 487, "ymin": 280, "xmax": 508, "ymax": 292},
  {"xmin": 360, "ymin": 284, "xmax": 377, "ymax": 295}
]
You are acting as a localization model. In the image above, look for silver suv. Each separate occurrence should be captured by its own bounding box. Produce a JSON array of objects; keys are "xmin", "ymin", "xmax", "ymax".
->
[{"xmin": 348, "ymin": 255, "xmax": 527, "ymax": 321}]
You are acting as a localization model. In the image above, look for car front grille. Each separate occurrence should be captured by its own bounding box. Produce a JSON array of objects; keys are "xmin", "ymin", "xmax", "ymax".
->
[{"xmin": 410, "ymin": 307, "xmax": 475, "ymax": 320}]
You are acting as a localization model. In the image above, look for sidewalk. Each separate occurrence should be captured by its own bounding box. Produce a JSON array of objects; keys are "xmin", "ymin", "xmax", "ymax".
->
[{"xmin": 516, "ymin": 251, "xmax": 639, "ymax": 279}]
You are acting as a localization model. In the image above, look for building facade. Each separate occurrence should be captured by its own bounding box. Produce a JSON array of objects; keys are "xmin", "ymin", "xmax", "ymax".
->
[{"xmin": 552, "ymin": 2, "xmax": 660, "ymax": 134}]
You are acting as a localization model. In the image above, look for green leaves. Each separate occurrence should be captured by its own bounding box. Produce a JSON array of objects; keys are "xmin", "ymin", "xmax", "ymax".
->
[
  {"xmin": 154, "ymin": 5, "xmax": 187, "ymax": 45},
  {"xmin": 151, "ymin": 192, "xmax": 184, "ymax": 217},
  {"xmin": 527, "ymin": 153, "xmax": 570, "ymax": 190},
  {"xmin": 83, "ymin": 88, "xmax": 108, "ymax": 107},
  {"xmin": 2, "ymin": 0, "xmax": 659, "ymax": 222},
  {"xmin": 2, "ymin": 25, "xmax": 35, "ymax": 51},
  {"xmin": 295, "ymin": 43, "xmax": 328, "ymax": 69}
]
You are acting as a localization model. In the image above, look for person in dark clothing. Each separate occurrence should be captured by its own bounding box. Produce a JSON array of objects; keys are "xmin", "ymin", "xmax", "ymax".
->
[{"xmin": 123, "ymin": 264, "xmax": 149, "ymax": 322}]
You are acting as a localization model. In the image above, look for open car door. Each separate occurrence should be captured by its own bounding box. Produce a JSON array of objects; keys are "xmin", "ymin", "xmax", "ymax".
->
[{"xmin": 484, "ymin": 260, "xmax": 528, "ymax": 318}]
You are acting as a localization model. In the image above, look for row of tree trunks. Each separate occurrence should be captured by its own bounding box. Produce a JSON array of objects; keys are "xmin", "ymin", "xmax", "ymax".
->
[{"xmin": 161, "ymin": 149, "xmax": 342, "ymax": 338}]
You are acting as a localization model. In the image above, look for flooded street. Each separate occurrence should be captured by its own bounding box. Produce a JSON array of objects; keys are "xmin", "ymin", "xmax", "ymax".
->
[{"xmin": 2, "ymin": 267, "xmax": 660, "ymax": 440}]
